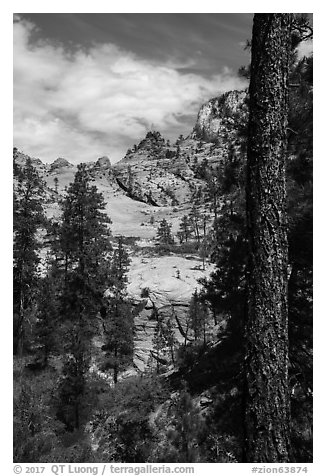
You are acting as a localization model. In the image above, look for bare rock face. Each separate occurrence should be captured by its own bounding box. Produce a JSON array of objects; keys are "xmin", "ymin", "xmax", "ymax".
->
[
  {"xmin": 49, "ymin": 157, "xmax": 74, "ymax": 172},
  {"xmin": 112, "ymin": 133, "xmax": 223, "ymax": 206},
  {"xmin": 112, "ymin": 131, "xmax": 194, "ymax": 206},
  {"xmin": 192, "ymin": 90, "xmax": 247, "ymax": 142},
  {"xmin": 125, "ymin": 255, "xmax": 215, "ymax": 371}
]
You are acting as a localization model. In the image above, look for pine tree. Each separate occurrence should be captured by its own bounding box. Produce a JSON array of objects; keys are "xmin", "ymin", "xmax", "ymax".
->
[
  {"xmin": 179, "ymin": 215, "xmax": 193, "ymax": 242},
  {"xmin": 33, "ymin": 265, "xmax": 61, "ymax": 367},
  {"xmin": 109, "ymin": 236, "xmax": 131, "ymax": 290},
  {"xmin": 156, "ymin": 219, "xmax": 174, "ymax": 245},
  {"xmin": 56, "ymin": 353, "xmax": 89, "ymax": 431},
  {"xmin": 155, "ymin": 383, "xmax": 204, "ymax": 462},
  {"xmin": 188, "ymin": 289, "xmax": 209, "ymax": 344},
  {"xmin": 101, "ymin": 298, "xmax": 133, "ymax": 384},
  {"xmin": 286, "ymin": 51, "xmax": 313, "ymax": 462},
  {"xmin": 170, "ymin": 386, "xmax": 203, "ymax": 462},
  {"xmin": 54, "ymin": 177, "xmax": 59, "ymax": 194},
  {"xmin": 199, "ymin": 182, "xmax": 247, "ymax": 333},
  {"xmin": 13, "ymin": 156, "xmax": 46, "ymax": 355},
  {"xmin": 199, "ymin": 236, "xmax": 209, "ymax": 271},
  {"xmin": 55, "ymin": 163, "xmax": 112, "ymax": 429},
  {"xmin": 244, "ymin": 13, "xmax": 292, "ymax": 462},
  {"xmin": 58, "ymin": 163, "xmax": 111, "ymax": 278},
  {"xmin": 189, "ymin": 205, "xmax": 201, "ymax": 244},
  {"xmin": 101, "ymin": 237, "xmax": 134, "ymax": 384},
  {"xmin": 194, "ymin": 14, "xmax": 312, "ymax": 463}
]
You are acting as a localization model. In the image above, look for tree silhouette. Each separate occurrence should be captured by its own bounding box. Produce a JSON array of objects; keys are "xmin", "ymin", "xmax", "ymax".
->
[
  {"xmin": 13, "ymin": 156, "xmax": 46, "ymax": 355},
  {"xmin": 156, "ymin": 219, "xmax": 174, "ymax": 245},
  {"xmin": 56, "ymin": 163, "xmax": 112, "ymax": 429},
  {"xmin": 178, "ymin": 215, "xmax": 193, "ymax": 243},
  {"xmin": 101, "ymin": 237, "xmax": 134, "ymax": 384}
]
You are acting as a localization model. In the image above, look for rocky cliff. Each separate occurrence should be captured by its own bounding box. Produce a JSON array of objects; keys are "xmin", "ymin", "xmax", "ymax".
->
[
  {"xmin": 192, "ymin": 89, "xmax": 247, "ymax": 142},
  {"xmin": 126, "ymin": 254, "xmax": 216, "ymax": 370}
]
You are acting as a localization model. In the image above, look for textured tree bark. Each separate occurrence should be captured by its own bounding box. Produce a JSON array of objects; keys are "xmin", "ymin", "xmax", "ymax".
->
[{"xmin": 244, "ymin": 14, "xmax": 292, "ymax": 462}]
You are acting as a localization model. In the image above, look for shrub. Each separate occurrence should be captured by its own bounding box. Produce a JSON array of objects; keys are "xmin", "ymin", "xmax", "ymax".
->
[{"xmin": 141, "ymin": 287, "xmax": 150, "ymax": 298}]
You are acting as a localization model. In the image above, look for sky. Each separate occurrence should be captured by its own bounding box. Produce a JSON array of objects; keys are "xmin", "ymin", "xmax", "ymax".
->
[
  {"xmin": 13, "ymin": 13, "xmax": 312, "ymax": 165},
  {"xmin": 13, "ymin": 13, "xmax": 255, "ymax": 164}
]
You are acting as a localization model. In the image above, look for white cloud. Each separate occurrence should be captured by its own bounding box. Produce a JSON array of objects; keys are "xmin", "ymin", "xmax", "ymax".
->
[
  {"xmin": 14, "ymin": 17, "xmax": 247, "ymax": 164},
  {"xmin": 296, "ymin": 39, "xmax": 313, "ymax": 59}
]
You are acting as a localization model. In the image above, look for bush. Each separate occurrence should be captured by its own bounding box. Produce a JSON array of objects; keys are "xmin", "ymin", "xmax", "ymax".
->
[
  {"xmin": 140, "ymin": 287, "xmax": 150, "ymax": 298},
  {"xmin": 151, "ymin": 384, "xmax": 205, "ymax": 463},
  {"xmin": 155, "ymin": 243, "xmax": 174, "ymax": 255},
  {"xmin": 173, "ymin": 241, "xmax": 200, "ymax": 255},
  {"xmin": 175, "ymin": 342, "xmax": 206, "ymax": 371},
  {"xmin": 13, "ymin": 362, "xmax": 64, "ymax": 462},
  {"xmin": 96, "ymin": 375, "xmax": 169, "ymax": 462}
]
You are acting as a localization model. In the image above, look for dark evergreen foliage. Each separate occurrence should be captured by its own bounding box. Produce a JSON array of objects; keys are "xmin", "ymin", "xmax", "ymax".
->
[
  {"xmin": 53, "ymin": 164, "xmax": 112, "ymax": 430},
  {"xmin": 156, "ymin": 218, "xmax": 174, "ymax": 245},
  {"xmin": 101, "ymin": 237, "xmax": 134, "ymax": 383},
  {"xmin": 13, "ymin": 156, "xmax": 47, "ymax": 355}
]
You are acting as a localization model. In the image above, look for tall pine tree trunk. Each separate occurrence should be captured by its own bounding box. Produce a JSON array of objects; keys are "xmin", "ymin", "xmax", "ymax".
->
[{"xmin": 244, "ymin": 13, "xmax": 292, "ymax": 462}]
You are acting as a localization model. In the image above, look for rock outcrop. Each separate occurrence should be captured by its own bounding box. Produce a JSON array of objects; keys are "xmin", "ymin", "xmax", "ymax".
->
[
  {"xmin": 96, "ymin": 156, "xmax": 111, "ymax": 169},
  {"xmin": 112, "ymin": 133, "xmax": 222, "ymax": 206},
  {"xmin": 111, "ymin": 90, "xmax": 247, "ymax": 208},
  {"xmin": 49, "ymin": 157, "xmax": 74, "ymax": 172},
  {"xmin": 192, "ymin": 89, "xmax": 247, "ymax": 142},
  {"xmin": 13, "ymin": 149, "xmax": 47, "ymax": 173}
]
